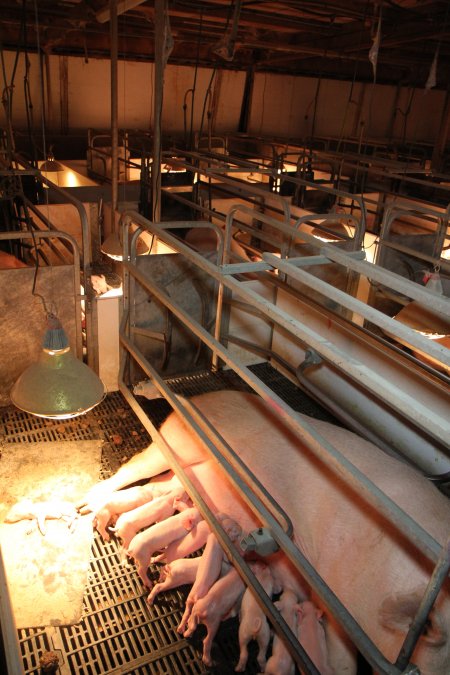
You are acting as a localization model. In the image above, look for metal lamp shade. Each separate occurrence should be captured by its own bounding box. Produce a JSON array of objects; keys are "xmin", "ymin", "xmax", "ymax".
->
[
  {"xmin": 41, "ymin": 158, "xmax": 65, "ymax": 172},
  {"xmin": 101, "ymin": 231, "xmax": 151, "ymax": 260},
  {"xmin": 10, "ymin": 347, "xmax": 105, "ymax": 419},
  {"xmin": 101, "ymin": 231, "xmax": 123, "ymax": 260}
]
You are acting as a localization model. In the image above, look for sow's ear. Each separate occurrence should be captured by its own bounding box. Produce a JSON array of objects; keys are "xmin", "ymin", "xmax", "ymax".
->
[{"xmin": 379, "ymin": 591, "xmax": 447, "ymax": 647}]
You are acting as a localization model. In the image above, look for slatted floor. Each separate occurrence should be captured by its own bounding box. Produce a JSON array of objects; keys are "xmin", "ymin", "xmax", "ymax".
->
[{"xmin": 0, "ymin": 363, "xmax": 338, "ymax": 675}]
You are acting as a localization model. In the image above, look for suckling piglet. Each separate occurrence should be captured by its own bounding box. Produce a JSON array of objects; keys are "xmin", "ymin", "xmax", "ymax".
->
[
  {"xmin": 297, "ymin": 601, "xmax": 334, "ymax": 675},
  {"xmin": 235, "ymin": 561, "xmax": 274, "ymax": 672},
  {"xmin": 151, "ymin": 519, "xmax": 211, "ymax": 563},
  {"xmin": 183, "ymin": 566, "xmax": 246, "ymax": 666},
  {"xmin": 178, "ymin": 531, "xmax": 229, "ymax": 634},
  {"xmin": 127, "ymin": 507, "xmax": 202, "ymax": 586},
  {"xmin": 147, "ymin": 557, "xmax": 201, "ymax": 604},
  {"xmin": 264, "ymin": 588, "xmax": 299, "ymax": 675},
  {"xmin": 111, "ymin": 486, "xmax": 188, "ymax": 549},
  {"xmin": 92, "ymin": 483, "xmax": 155, "ymax": 540}
]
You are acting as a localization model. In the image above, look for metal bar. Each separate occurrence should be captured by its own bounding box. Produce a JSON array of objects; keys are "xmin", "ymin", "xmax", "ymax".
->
[
  {"xmin": 263, "ymin": 252, "xmax": 450, "ymax": 368},
  {"xmin": 378, "ymin": 238, "xmax": 450, "ymax": 275},
  {"xmin": 0, "ymin": 545, "xmax": 23, "ymax": 675},
  {"xmin": 120, "ymin": 242, "xmax": 444, "ymax": 564},
  {"xmin": 152, "ymin": 0, "xmax": 166, "ymax": 223},
  {"xmin": 118, "ymin": 329, "xmax": 320, "ymax": 674},
  {"xmin": 119, "ymin": 313, "xmax": 414, "ymax": 675},
  {"xmin": 395, "ymin": 535, "xmax": 450, "ymax": 671},
  {"xmin": 324, "ymin": 245, "xmax": 450, "ymax": 316},
  {"xmin": 129, "ymin": 217, "xmax": 449, "ymax": 448},
  {"xmin": 110, "ymin": 0, "xmax": 119, "ymax": 213},
  {"xmin": 220, "ymin": 251, "xmax": 366, "ymax": 275}
]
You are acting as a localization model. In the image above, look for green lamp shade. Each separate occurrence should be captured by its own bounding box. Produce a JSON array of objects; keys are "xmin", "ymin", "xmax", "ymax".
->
[{"xmin": 10, "ymin": 347, "xmax": 105, "ymax": 419}]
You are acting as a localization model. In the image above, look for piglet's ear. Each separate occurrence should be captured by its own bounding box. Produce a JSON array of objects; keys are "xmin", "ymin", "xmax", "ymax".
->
[{"xmin": 379, "ymin": 591, "xmax": 447, "ymax": 647}]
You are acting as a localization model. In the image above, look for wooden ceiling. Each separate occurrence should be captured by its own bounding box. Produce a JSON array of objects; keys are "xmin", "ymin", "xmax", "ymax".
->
[{"xmin": 0, "ymin": 1, "xmax": 449, "ymax": 89}]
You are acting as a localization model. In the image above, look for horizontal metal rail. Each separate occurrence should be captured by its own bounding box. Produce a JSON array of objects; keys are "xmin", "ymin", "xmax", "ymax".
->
[
  {"xmin": 119, "ymin": 244, "xmax": 437, "ymax": 674},
  {"xmin": 120, "ymin": 232, "xmax": 443, "ymax": 563},
  {"xmin": 231, "ymin": 203, "xmax": 450, "ymax": 317},
  {"xmin": 118, "ymin": 315, "xmax": 320, "ymax": 675},
  {"xmin": 119, "ymin": 210, "xmax": 449, "ymax": 674},
  {"xmin": 262, "ymin": 252, "xmax": 450, "ymax": 370}
]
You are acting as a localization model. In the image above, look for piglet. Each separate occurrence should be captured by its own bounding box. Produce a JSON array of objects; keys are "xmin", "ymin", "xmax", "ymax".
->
[
  {"xmin": 127, "ymin": 507, "xmax": 202, "ymax": 586},
  {"xmin": 183, "ymin": 566, "xmax": 246, "ymax": 667},
  {"xmin": 93, "ymin": 483, "xmax": 155, "ymax": 540},
  {"xmin": 178, "ymin": 532, "xmax": 228, "ymax": 634},
  {"xmin": 235, "ymin": 561, "xmax": 274, "ymax": 672},
  {"xmin": 147, "ymin": 557, "xmax": 201, "ymax": 604},
  {"xmin": 111, "ymin": 486, "xmax": 188, "ymax": 549},
  {"xmin": 297, "ymin": 601, "xmax": 334, "ymax": 675},
  {"xmin": 264, "ymin": 588, "xmax": 299, "ymax": 675},
  {"xmin": 152, "ymin": 519, "xmax": 211, "ymax": 563},
  {"xmin": 178, "ymin": 512, "xmax": 243, "ymax": 632}
]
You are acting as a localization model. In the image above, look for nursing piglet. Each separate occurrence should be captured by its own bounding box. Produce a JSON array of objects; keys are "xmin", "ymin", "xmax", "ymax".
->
[
  {"xmin": 264, "ymin": 589, "xmax": 299, "ymax": 675},
  {"xmin": 297, "ymin": 601, "xmax": 334, "ymax": 675},
  {"xmin": 235, "ymin": 561, "xmax": 274, "ymax": 672},
  {"xmin": 152, "ymin": 519, "xmax": 211, "ymax": 563},
  {"xmin": 147, "ymin": 557, "xmax": 201, "ymax": 604},
  {"xmin": 183, "ymin": 566, "xmax": 246, "ymax": 666},
  {"xmin": 93, "ymin": 483, "xmax": 155, "ymax": 540},
  {"xmin": 127, "ymin": 507, "xmax": 202, "ymax": 586},
  {"xmin": 178, "ymin": 531, "xmax": 230, "ymax": 634},
  {"xmin": 111, "ymin": 486, "xmax": 188, "ymax": 549}
]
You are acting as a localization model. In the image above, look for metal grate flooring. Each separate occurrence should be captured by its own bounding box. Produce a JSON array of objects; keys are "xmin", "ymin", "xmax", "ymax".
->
[{"xmin": 1, "ymin": 363, "xmax": 337, "ymax": 675}]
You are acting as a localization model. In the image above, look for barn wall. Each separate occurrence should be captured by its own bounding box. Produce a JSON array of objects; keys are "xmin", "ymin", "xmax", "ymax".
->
[{"xmin": 0, "ymin": 50, "xmax": 445, "ymax": 149}]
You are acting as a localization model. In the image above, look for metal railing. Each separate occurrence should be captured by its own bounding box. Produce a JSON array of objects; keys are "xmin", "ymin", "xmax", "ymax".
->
[{"xmin": 116, "ymin": 209, "xmax": 449, "ymax": 675}]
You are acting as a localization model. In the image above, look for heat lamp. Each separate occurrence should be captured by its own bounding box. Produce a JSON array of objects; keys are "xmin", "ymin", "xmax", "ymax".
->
[
  {"xmin": 101, "ymin": 230, "xmax": 151, "ymax": 261},
  {"xmin": 40, "ymin": 147, "xmax": 65, "ymax": 173},
  {"xmin": 10, "ymin": 313, "xmax": 105, "ymax": 419}
]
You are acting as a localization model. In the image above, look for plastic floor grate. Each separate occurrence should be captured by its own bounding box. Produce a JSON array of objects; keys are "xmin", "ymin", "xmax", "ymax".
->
[{"xmin": 2, "ymin": 363, "xmax": 334, "ymax": 674}]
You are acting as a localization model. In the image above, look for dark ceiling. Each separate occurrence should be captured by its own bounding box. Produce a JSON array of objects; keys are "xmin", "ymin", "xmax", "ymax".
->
[{"xmin": 0, "ymin": 1, "xmax": 449, "ymax": 90}]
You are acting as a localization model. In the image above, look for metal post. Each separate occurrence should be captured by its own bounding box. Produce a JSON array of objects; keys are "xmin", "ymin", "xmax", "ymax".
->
[
  {"xmin": 152, "ymin": 0, "xmax": 167, "ymax": 223},
  {"xmin": 110, "ymin": 0, "xmax": 119, "ymax": 214}
]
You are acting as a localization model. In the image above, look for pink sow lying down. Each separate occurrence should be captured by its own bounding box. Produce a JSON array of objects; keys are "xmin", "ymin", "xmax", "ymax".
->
[
  {"xmin": 151, "ymin": 390, "xmax": 450, "ymax": 675},
  {"xmin": 88, "ymin": 390, "xmax": 450, "ymax": 675}
]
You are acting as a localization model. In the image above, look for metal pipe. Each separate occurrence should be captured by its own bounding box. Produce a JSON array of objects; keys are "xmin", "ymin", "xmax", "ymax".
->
[
  {"xmin": 262, "ymin": 251, "xmax": 450, "ymax": 370},
  {"xmin": 395, "ymin": 535, "xmax": 450, "ymax": 671},
  {"xmin": 139, "ymin": 217, "xmax": 449, "ymax": 450},
  {"xmin": 0, "ymin": 546, "xmax": 23, "ymax": 675},
  {"xmin": 118, "ymin": 213, "xmax": 450, "ymax": 674},
  {"xmin": 152, "ymin": 0, "xmax": 167, "ymax": 223},
  {"xmin": 117, "ymin": 323, "xmax": 320, "ymax": 674},
  {"xmin": 118, "ymin": 313, "xmax": 415, "ymax": 675},
  {"xmin": 110, "ymin": 0, "xmax": 119, "ymax": 214},
  {"xmin": 118, "ymin": 224, "xmax": 444, "ymax": 565}
]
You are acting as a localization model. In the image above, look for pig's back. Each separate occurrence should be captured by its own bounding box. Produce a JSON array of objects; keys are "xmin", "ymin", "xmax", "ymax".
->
[{"xmin": 160, "ymin": 389, "xmax": 449, "ymax": 551}]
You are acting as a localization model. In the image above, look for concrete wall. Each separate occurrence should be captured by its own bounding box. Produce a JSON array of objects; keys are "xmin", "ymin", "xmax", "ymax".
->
[{"xmin": 0, "ymin": 50, "xmax": 445, "ymax": 149}]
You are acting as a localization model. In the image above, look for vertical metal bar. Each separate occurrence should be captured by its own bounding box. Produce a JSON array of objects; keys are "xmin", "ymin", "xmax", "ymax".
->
[
  {"xmin": 110, "ymin": 0, "xmax": 119, "ymax": 214},
  {"xmin": 152, "ymin": 0, "xmax": 166, "ymax": 223}
]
